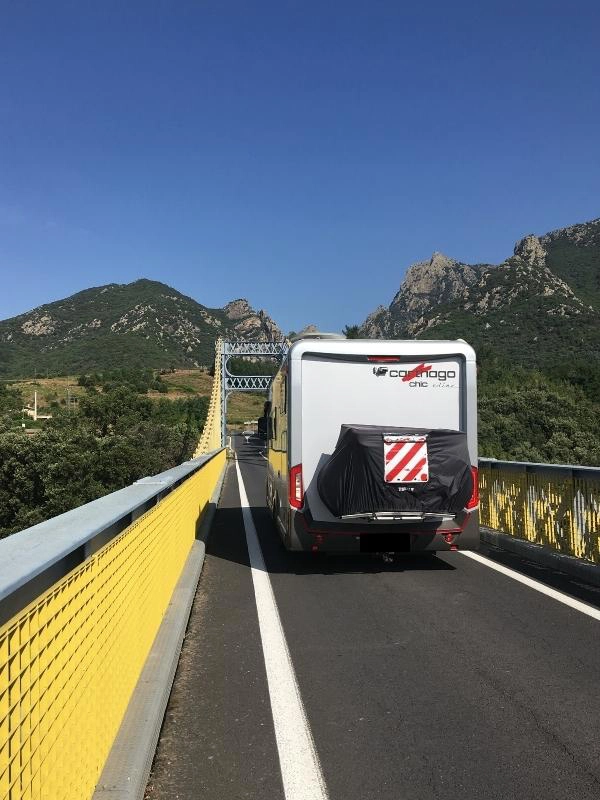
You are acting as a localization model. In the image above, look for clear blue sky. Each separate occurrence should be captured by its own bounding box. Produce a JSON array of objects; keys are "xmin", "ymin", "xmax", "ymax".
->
[{"xmin": 1, "ymin": 0, "xmax": 598, "ymax": 334}]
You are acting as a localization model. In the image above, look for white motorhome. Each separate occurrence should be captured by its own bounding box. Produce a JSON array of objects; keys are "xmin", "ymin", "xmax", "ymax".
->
[{"xmin": 265, "ymin": 334, "xmax": 479, "ymax": 553}]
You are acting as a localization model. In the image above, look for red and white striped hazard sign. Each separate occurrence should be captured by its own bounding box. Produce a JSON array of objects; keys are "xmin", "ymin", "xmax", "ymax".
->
[{"xmin": 383, "ymin": 435, "xmax": 429, "ymax": 483}]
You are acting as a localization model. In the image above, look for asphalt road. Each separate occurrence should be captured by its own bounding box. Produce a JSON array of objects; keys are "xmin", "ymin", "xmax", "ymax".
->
[{"xmin": 146, "ymin": 434, "xmax": 600, "ymax": 799}]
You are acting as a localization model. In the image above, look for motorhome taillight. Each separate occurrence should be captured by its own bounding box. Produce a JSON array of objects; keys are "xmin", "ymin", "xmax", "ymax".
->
[
  {"xmin": 465, "ymin": 467, "xmax": 479, "ymax": 510},
  {"xmin": 367, "ymin": 356, "xmax": 400, "ymax": 363},
  {"xmin": 289, "ymin": 464, "xmax": 304, "ymax": 510}
]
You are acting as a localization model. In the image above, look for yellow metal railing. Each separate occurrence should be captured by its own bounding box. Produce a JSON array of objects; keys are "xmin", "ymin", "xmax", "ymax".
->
[
  {"xmin": 194, "ymin": 338, "xmax": 223, "ymax": 455},
  {"xmin": 0, "ymin": 449, "xmax": 225, "ymax": 800},
  {"xmin": 479, "ymin": 459, "xmax": 600, "ymax": 564}
]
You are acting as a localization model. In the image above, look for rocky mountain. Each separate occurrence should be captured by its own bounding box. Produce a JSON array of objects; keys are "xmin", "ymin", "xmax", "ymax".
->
[
  {"xmin": 0, "ymin": 279, "xmax": 283, "ymax": 377},
  {"xmin": 359, "ymin": 218, "xmax": 600, "ymax": 368}
]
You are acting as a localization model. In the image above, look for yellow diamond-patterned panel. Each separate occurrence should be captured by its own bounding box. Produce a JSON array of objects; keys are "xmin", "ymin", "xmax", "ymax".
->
[
  {"xmin": 194, "ymin": 339, "xmax": 223, "ymax": 456},
  {"xmin": 479, "ymin": 463, "xmax": 600, "ymax": 565},
  {"xmin": 0, "ymin": 449, "xmax": 225, "ymax": 800}
]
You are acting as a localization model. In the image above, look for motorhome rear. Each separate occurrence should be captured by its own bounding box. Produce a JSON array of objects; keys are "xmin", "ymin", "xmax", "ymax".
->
[{"xmin": 265, "ymin": 335, "xmax": 479, "ymax": 553}]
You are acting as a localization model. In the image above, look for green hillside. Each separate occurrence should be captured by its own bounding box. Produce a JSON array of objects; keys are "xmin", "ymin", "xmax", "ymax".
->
[
  {"xmin": 0, "ymin": 279, "xmax": 282, "ymax": 377},
  {"xmin": 543, "ymin": 220, "xmax": 600, "ymax": 309},
  {"xmin": 418, "ymin": 296, "xmax": 600, "ymax": 370}
]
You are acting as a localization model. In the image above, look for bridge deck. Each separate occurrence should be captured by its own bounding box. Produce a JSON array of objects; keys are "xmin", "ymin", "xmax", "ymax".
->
[{"xmin": 145, "ymin": 435, "xmax": 600, "ymax": 800}]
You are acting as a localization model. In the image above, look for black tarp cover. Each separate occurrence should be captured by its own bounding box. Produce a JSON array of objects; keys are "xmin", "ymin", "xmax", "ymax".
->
[{"xmin": 317, "ymin": 424, "xmax": 473, "ymax": 517}]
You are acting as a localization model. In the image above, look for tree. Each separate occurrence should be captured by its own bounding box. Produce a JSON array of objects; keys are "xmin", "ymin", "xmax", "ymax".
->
[
  {"xmin": 0, "ymin": 377, "xmax": 212, "ymax": 537},
  {"xmin": 0, "ymin": 383, "xmax": 21, "ymax": 414},
  {"xmin": 78, "ymin": 387, "xmax": 153, "ymax": 436},
  {"xmin": 342, "ymin": 324, "xmax": 361, "ymax": 339}
]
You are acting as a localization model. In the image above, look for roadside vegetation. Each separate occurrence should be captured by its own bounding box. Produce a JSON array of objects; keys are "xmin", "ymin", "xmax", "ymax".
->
[
  {"xmin": 477, "ymin": 353, "xmax": 600, "ymax": 465},
  {"xmin": 0, "ymin": 371, "xmax": 209, "ymax": 537},
  {"xmin": 0, "ymin": 367, "xmax": 268, "ymax": 537}
]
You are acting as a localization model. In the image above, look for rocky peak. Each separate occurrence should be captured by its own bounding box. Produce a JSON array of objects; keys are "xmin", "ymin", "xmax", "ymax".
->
[
  {"xmin": 357, "ymin": 218, "xmax": 598, "ymax": 356},
  {"xmin": 228, "ymin": 307, "xmax": 283, "ymax": 341},
  {"xmin": 430, "ymin": 251, "xmax": 456, "ymax": 269},
  {"xmin": 223, "ymin": 299, "xmax": 253, "ymax": 320},
  {"xmin": 218, "ymin": 298, "xmax": 283, "ymax": 340},
  {"xmin": 258, "ymin": 309, "xmax": 283, "ymax": 340},
  {"xmin": 295, "ymin": 324, "xmax": 319, "ymax": 337},
  {"xmin": 360, "ymin": 306, "xmax": 390, "ymax": 339},
  {"xmin": 399, "ymin": 252, "xmax": 457, "ymax": 295},
  {"xmin": 513, "ymin": 235, "xmax": 546, "ymax": 266},
  {"xmin": 389, "ymin": 252, "xmax": 485, "ymax": 326}
]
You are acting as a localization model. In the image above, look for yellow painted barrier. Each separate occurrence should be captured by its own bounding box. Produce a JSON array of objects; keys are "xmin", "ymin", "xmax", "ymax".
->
[
  {"xmin": 0, "ymin": 449, "xmax": 225, "ymax": 800},
  {"xmin": 479, "ymin": 460, "xmax": 600, "ymax": 565},
  {"xmin": 194, "ymin": 338, "xmax": 223, "ymax": 455}
]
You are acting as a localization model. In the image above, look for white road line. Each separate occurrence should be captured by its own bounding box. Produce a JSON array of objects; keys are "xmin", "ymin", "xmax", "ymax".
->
[
  {"xmin": 235, "ymin": 458, "xmax": 329, "ymax": 800},
  {"xmin": 460, "ymin": 550, "xmax": 600, "ymax": 622}
]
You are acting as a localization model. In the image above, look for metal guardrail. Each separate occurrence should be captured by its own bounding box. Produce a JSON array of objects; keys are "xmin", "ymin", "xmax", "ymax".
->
[
  {"xmin": 0, "ymin": 448, "xmax": 226, "ymax": 800},
  {"xmin": 479, "ymin": 458, "xmax": 600, "ymax": 564}
]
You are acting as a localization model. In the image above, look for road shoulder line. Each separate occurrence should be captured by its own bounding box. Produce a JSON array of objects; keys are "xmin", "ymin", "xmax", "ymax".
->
[{"xmin": 460, "ymin": 550, "xmax": 600, "ymax": 621}]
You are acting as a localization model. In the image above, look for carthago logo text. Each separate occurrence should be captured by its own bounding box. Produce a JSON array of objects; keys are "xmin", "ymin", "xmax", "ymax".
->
[{"xmin": 372, "ymin": 362, "xmax": 457, "ymax": 387}]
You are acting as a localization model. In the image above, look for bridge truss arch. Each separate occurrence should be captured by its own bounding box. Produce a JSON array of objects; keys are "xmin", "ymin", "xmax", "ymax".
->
[
  {"xmin": 195, "ymin": 338, "xmax": 289, "ymax": 453},
  {"xmin": 221, "ymin": 339, "xmax": 289, "ymax": 445}
]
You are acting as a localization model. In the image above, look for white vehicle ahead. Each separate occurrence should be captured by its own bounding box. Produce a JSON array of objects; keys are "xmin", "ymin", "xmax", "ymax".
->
[{"xmin": 264, "ymin": 334, "xmax": 479, "ymax": 553}]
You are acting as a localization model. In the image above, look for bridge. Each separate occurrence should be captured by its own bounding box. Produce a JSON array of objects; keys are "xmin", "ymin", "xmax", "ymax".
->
[{"xmin": 1, "ymin": 338, "xmax": 600, "ymax": 800}]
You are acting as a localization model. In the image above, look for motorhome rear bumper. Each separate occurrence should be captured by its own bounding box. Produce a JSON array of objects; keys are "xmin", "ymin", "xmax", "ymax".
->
[{"xmin": 290, "ymin": 507, "xmax": 480, "ymax": 553}]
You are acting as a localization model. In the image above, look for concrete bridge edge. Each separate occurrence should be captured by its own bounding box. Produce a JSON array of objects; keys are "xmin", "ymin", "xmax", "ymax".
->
[
  {"xmin": 92, "ymin": 462, "xmax": 228, "ymax": 800},
  {"xmin": 481, "ymin": 527, "xmax": 600, "ymax": 588}
]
